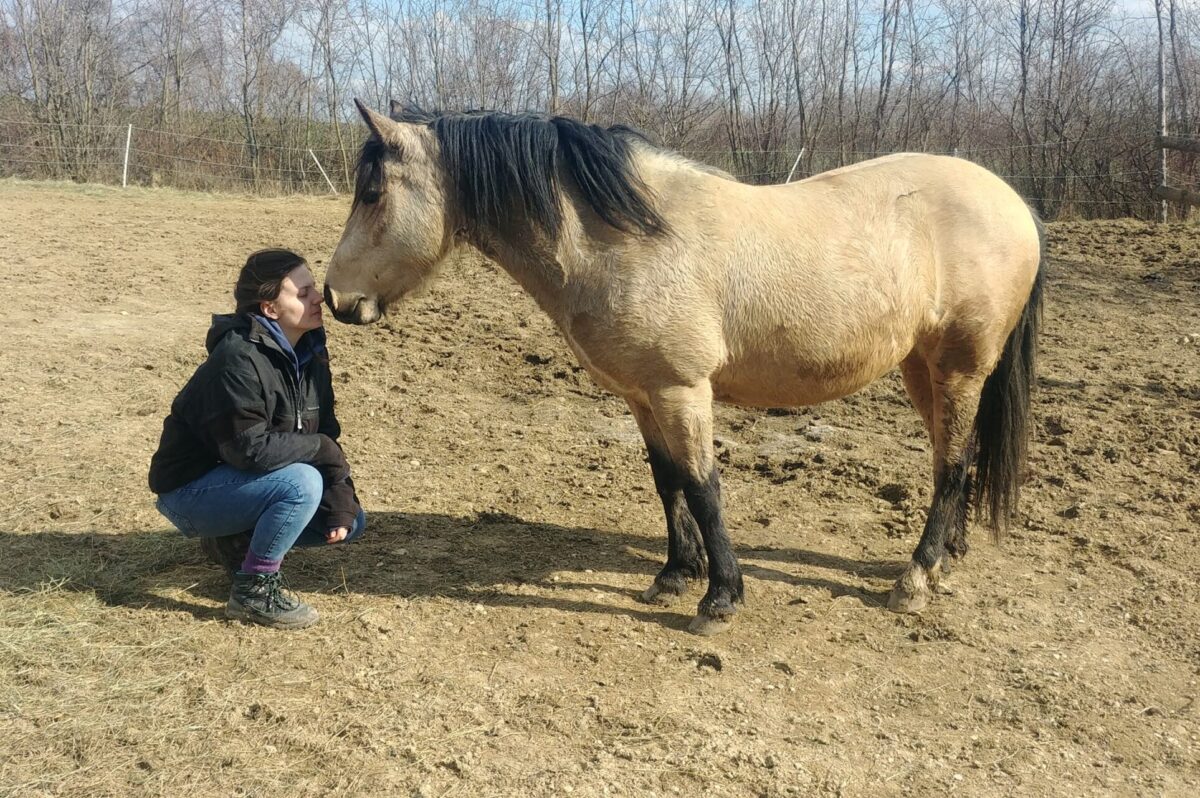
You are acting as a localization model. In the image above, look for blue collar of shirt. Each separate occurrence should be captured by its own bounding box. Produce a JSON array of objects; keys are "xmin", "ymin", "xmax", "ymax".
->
[{"xmin": 251, "ymin": 315, "xmax": 326, "ymax": 380}]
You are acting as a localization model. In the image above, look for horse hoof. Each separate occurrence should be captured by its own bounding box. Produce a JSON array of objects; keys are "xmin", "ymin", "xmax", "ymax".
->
[
  {"xmin": 888, "ymin": 563, "xmax": 931, "ymax": 614},
  {"xmin": 688, "ymin": 614, "xmax": 732, "ymax": 636},
  {"xmin": 640, "ymin": 582, "xmax": 685, "ymax": 606},
  {"xmin": 887, "ymin": 585, "xmax": 928, "ymax": 614}
]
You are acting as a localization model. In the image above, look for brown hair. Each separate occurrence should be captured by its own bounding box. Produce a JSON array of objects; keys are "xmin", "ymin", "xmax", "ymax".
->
[{"xmin": 233, "ymin": 249, "xmax": 308, "ymax": 316}]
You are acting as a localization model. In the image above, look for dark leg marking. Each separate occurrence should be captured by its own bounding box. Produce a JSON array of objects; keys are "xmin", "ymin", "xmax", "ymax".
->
[
  {"xmin": 941, "ymin": 442, "xmax": 976, "ymax": 565},
  {"xmin": 889, "ymin": 458, "xmax": 972, "ymax": 613},
  {"xmin": 682, "ymin": 467, "xmax": 744, "ymax": 634},
  {"xmin": 641, "ymin": 446, "xmax": 707, "ymax": 605},
  {"xmin": 913, "ymin": 458, "xmax": 973, "ymax": 575}
]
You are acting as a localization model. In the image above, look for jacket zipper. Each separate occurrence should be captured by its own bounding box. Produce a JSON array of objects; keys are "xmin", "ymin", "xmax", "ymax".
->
[
  {"xmin": 259, "ymin": 328, "xmax": 308, "ymax": 432},
  {"xmin": 292, "ymin": 369, "xmax": 303, "ymax": 430},
  {"xmin": 277, "ymin": 354, "xmax": 303, "ymax": 431}
]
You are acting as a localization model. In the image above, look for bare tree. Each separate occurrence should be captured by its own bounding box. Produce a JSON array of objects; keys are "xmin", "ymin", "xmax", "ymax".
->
[
  {"xmin": 0, "ymin": 0, "xmax": 1192, "ymax": 214},
  {"xmin": 299, "ymin": 0, "xmax": 355, "ymax": 184},
  {"xmin": 539, "ymin": 0, "xmax": 564, "ymax": 113},
  {"xmin": 226, "ymin": 0, "xmax": 296, "ymax": 185}
]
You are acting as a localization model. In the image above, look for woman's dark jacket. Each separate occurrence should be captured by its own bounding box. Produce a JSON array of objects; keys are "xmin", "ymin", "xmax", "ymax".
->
[{"xmin": 148, "ymin": 314, "xmax": 359, "ymax": 529}]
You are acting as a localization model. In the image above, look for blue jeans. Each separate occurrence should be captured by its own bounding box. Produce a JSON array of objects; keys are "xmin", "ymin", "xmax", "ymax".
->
[{"xmin": 155, "ymin": 463, "xmax": 366, "ymax": 562}]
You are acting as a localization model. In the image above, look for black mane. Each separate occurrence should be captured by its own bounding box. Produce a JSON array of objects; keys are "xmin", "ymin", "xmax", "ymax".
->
[
  {"xmin": 353, "ymin": 135, "xmax": 388, "ymax": 210},
  {"xmin": 356, "ymin": 108, "xmax": 668, "ymax": 240}
]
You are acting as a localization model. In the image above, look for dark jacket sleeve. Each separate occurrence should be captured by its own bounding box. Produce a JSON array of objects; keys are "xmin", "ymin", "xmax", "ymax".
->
[
  {"xmin": 311, "ymin": 428, "xmax": 360, "ymax": 529},
  {"xmin": 203, "ymin": 362, "xmax": 333, "ymax": 473},
  {"xmin": 316, "ymin": 364, "xmax": 342, "ymax": 442},
  {"xmin": 306, "ymin": 444, "xmax": 359, "ymax": 529},
  {"xmin": 319, "ymin": 476, "xmax": 360, "ymax": 530},
  {"xmin": 309, "ymin": 358, "xmax": 360, "ymax": 529}
]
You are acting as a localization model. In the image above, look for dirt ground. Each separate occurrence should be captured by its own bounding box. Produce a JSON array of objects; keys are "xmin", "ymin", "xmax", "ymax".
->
[{"xmin": 0, "ymin": 180, "xmax": 1197, "ymax": 797}]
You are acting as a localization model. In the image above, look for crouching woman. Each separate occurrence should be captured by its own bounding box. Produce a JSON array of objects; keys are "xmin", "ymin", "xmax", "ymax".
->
[{"xmin": 149, "ymin": 249, "xmax": 365, "ymax": 630}]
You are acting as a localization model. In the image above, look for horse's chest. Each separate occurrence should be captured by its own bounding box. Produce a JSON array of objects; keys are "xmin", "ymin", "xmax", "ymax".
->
[{"xmin": 558, "ymin": 320, "xmax": 641, "ymax": 396}]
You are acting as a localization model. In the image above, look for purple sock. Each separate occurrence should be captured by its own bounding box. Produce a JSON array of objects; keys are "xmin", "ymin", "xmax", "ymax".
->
[{"xmin": 240, "ymin": 549, "xmax": 282, "ymax": 575}]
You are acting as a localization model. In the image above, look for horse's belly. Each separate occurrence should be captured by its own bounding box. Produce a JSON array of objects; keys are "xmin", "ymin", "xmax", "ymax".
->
[
  {"xmin": 712, "ymin": 365, "xmax": 884, "ymax": 407},
  {"xmin": 711, "ymin": 333, "xmax": 911, "ymax": 408}
]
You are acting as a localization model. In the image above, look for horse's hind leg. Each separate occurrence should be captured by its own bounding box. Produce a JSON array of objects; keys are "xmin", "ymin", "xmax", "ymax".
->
[
  {"xmin": 899, "ymin": 353, "xmax": 966, "ymax": 569},
  {"xmin": 889, "ymin": 369, "xmax": 984, "ymax": 613},
  {"xmin": 899, "ymin": 352, "xmax": 936, "ymax": 439},
  {"xmin": 627, "ymin": 400, "xmax": 707, "ymax": 606},
  {"xmin": 647, "ymin": 383, "xmax": 743, "ymax": 634}
]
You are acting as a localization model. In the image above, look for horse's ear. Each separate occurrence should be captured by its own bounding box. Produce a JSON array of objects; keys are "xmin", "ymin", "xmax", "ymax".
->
[
  {"xmin": 354, "ymin": 98, "xmax": 389, "ymax": 138},
  {"xmin": 355, "ymin": 98, "xmax": 414, "ymax": 156},
  {"xmin": 389, "ymin": 99, "xmax": 403, "ymax": 120}
]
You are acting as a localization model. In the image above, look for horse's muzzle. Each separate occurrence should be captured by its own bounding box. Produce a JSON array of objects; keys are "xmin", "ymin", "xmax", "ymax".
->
[{"xmin": 323, "ymin": 284, "xmax": 382, "ymax": 325}]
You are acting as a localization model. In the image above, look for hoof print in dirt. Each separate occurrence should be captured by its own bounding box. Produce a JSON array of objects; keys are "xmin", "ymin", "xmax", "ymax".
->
[{"xmin": 687, "ymin": 650, "xmax": 723, "ymax": 671}]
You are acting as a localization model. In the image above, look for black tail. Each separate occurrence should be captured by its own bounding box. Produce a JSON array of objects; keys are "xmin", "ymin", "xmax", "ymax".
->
[{"xmin": 973, "ymin": 215, "xmax": 1046, "ymax": 540}]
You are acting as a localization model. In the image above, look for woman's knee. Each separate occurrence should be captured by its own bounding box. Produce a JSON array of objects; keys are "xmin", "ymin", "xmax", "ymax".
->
[
  {"xmin": 273, "ymin": 463, "xmax": 324, "ymax": 507},
  {"xmin": 155, "ymin": 492, "xmax": 199, "ymax": 537}
]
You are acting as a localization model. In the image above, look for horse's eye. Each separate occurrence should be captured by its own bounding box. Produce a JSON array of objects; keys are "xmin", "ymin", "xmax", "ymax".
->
[{"xmin": 361, "ymin": 189, "xmax": 382, "ymax": 205}]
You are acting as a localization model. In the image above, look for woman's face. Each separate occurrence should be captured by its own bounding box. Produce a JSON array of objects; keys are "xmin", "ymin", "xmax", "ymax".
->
[{"xmin": 262, "ymin": 265, "xmax": 324, "ymax": 341}]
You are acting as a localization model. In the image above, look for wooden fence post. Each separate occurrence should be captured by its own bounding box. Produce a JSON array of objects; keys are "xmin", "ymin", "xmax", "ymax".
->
[{"xmin": 1157, "ymin": 0, "xmax": 1169, "ymax": 222}]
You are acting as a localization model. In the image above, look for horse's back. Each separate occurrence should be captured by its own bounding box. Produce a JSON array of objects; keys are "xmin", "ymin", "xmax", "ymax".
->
[
  {"xmin": 688, "ymin": 154, "xmax": 1039, "ymax": 405},
  {"xmin": 793, "ymin": 151, "xmax": 931, "ymax": 184},
  {"xmin": 794, "ymin": 153, "xmax": 1033, "ymax": 230},
  {"xmin": 756, "ymin": 152, "xmax": 1040, "ymax": 332}
]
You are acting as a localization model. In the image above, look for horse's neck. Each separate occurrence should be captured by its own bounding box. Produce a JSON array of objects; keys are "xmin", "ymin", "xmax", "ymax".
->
[
  {"xmin": 473, "ymin": 151, "xmax": 703, "ymax": 326},
  {"xmin": 477, "ymin": 233, "xmax": 571, "ymax": 324}
]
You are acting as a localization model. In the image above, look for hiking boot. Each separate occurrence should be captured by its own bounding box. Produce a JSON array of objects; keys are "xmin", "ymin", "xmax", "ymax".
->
[
  {"xmin": 199, "ymin": 531, "xmax": 252, "ymax": 578},
  {"xmin": 226, "ymin": 571, "xmax": 319, "ymax": 630}
]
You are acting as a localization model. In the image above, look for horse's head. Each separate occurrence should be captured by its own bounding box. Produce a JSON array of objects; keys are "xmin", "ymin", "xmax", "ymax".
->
[{"xmin": 324, "ymin": 100, "xmax": 455, "ymax": 325}]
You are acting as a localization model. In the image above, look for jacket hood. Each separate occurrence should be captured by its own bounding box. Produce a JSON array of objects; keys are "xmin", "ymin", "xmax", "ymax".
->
[{"xmin": 205, "ymin": 314, "xmax": 251, "ymax": 353}]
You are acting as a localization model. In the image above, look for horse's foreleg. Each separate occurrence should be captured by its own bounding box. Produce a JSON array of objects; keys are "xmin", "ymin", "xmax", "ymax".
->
[
  {"xmin": 889, "ymin": 371, "xmax": 984, "ymax": 613},
  {"xmin": 648, "ymin": 384, "xmax": 743, "ymax": 635},
  {"xmin": 628, "ymin": 401, "xmax": 707, "ymax": 606}
]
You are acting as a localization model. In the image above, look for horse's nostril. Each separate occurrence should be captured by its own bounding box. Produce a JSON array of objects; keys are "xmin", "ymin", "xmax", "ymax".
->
[{"xmin": 322, "ymin": 290, "xmax": 373, "ymax": 325}]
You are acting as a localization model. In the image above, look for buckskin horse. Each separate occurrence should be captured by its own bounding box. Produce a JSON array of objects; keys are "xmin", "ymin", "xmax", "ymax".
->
[{"xmin": 323, "ymin": 100, "xmax": 1043, "ymax": 635}]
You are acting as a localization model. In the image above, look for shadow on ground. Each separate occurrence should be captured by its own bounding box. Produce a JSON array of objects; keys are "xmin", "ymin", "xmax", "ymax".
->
[{"xmin": 0, "ymin": 513, "xmax": 903, "ymax": 628}]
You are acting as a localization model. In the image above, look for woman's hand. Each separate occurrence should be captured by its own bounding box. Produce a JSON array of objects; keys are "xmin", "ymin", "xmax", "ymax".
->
[{"xmin": 325, "ymin": 526, "xmax": 349, "ymax": 544}]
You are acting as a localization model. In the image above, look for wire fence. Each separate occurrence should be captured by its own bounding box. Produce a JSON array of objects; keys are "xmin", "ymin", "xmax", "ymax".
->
[
  {"xmin": 0, "ymin": 119, "xmax": 356, "ymax": 194},
  {"xmin": 1, "ymin": 118, "xmax": 1193, "ymax": 219}
]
